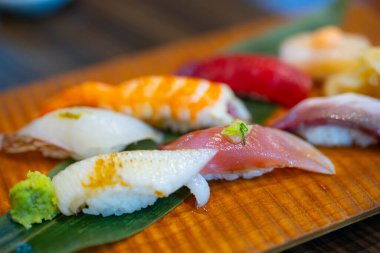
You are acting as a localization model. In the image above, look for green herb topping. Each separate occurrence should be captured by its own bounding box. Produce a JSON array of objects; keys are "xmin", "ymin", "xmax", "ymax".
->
[{"xmin": 221, "ymin": 119, "xmax": 251, "ymax": 145}]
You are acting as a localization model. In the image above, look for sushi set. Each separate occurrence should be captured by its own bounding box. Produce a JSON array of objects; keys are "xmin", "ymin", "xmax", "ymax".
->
[{"xmin": 1, "ymin": 5, "xmax": 380, "ymax": 253}]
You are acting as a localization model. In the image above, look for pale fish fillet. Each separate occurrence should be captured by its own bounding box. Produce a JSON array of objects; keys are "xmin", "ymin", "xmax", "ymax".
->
[
  {"xmin": 52, "ymin": 149, "xmax": 216, "ymax": 216},
  {"xmin": 0, "ymin": 107, "xmax": 162, "ymax": 160}
]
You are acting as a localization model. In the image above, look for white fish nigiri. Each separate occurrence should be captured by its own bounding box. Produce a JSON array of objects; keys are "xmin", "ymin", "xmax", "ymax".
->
[
  {"xmin": 52, "ymin": 150, "xmax": 216, "ymax": 216},
  {"xmin": 0, "ymin": 107, "xmax": 162, "ymax": 159}
]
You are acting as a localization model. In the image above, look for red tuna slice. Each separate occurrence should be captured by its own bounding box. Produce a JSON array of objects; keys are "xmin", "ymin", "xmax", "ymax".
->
[
  {"xmin": 177, "ymin": 54, "xmax": 313, "ymax": 108},
  {"xmin": 162, "ymin": 125, "xmax": 334, "ymax": 176}
]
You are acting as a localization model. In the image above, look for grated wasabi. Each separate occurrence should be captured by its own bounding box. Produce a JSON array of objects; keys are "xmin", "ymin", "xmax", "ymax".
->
[{"xmin": 9, "ymin": 171, "xmax": 59, "ymax": 229}]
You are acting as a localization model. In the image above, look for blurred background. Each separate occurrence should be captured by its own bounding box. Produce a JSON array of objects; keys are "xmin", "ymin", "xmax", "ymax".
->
[{"xmin": 0, "ymin": 0, "xmax": 339, "ymax": 90}]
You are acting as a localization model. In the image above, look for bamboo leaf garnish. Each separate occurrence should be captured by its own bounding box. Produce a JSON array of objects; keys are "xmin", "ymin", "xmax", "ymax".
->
[{"xmin": 221, "ymin": 119, "xmax": 251, "ymax": 145}]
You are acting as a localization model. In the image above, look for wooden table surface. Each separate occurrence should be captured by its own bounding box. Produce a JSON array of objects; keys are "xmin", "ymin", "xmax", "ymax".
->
[{"xmin": 0, "ymin": 1, "xmax": 379, "ymax": 252}]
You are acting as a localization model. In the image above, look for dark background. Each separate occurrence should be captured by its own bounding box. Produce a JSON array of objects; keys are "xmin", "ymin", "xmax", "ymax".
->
[
  {"xmin": 0, "ymin": 0, "xmax": 269, "ymax": 90},
  {"xmin": 0, "ymin": 0, "xmax": 379, "ymax": 252}
]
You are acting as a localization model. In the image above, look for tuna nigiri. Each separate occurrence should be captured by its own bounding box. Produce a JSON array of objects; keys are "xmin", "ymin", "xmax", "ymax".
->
[
  {"xmin": 0, "ymin": 107, "xmax": 162, "ymax": 159},
  {"xmin": 53, "ymin": 149, "xmax": 216, "ymax": 216},
  {"xmin": 162, "ymin": 121, "xmax": 334, "ymax": 180},
  {"xmin": 41, "ymin": 76, "xmax": 251, "ymax": 132},
  {"xmin": 272, "ymin": 93, "xmax": 380, "ymax": 147},
  {"xmin": 176, "ymin": 54, "xmax": 312, "ymax": 108}
]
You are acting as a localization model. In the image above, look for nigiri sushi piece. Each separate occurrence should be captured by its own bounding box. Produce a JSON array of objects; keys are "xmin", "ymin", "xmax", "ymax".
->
[
  {"xmin": 177, "ymin": 54, "xmax": 312, "ymax": 108},
  {"xmin": 324, "ymin": 47, "xmax": 380, "ymax": 99},
  {"xmin": 41, "ymin": 76, "xmax": 251, "ymax": 132},
  {"xmin": 280, "ymin": 26, "xmax": 370, "ymax": 79},
  {"xmin": 52, "ymin": 149, "xmax": 216, "ymax": 216},
  {"xmin": 162, "ymin": 121, "xmax": 334, "ymax": 180},
  {"xmin": 0, "ymin": 107, "xmax": 162, "ymax": 160},
  {"xmin": 272, "ymin": 93, "xmax": 380, "ymax": 147}
]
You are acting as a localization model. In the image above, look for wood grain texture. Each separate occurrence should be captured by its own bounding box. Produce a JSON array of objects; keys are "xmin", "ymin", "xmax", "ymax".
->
[{"xmin": 0, "ymin": 4, "xmax": 380, "ymax": 253}]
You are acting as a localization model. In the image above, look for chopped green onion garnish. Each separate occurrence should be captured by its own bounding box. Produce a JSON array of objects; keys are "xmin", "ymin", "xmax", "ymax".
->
[{"xmin": 221, "ymin": 119, "xmax": 251, "ymax": 145}]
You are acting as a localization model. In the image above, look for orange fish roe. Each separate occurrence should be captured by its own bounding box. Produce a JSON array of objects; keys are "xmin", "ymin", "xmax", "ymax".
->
[{"xmin": 83, "ymin": 153, "xmax": 128, "ymax": 189}]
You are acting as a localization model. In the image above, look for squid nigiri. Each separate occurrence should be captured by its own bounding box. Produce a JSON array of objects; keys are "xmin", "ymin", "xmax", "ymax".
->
[
  {"xmin": 41, "ymin": 76, "xmax": 251, "ymax": 132},
  {"xmin": 53, "ymin": 149, "xmax": 216, "ymax": 216},
  {"xmin": 162, "ymin": 121, "xmax": 334, "ymax": 180},
  {"xmin": 272, "ymin": 93, "xmax": 380, "ymax": 147},
  {"xmin": 177, "ymin": 54, "xmax": 312, "ymax": 108},
  {"xmin": 280, "ymin": 26, "xmax": 370, "ymax": 79},
  {"xmin": 0, "ymin": 107, "xmax": 162, "ymax": 160}
]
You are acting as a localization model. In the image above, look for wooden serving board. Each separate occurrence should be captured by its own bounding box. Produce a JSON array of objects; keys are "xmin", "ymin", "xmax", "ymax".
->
[{"xmin": 1, "ymin": 4, "xmax": 379, "ymax": 253}]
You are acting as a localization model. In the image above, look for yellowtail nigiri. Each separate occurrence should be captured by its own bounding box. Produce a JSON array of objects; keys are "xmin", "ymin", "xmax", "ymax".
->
[{"xmin": 162, "ymin": 122, "xmax": 334, "ymax": 180}]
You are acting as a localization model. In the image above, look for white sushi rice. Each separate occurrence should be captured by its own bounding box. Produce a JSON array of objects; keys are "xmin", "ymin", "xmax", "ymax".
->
[
  {"xmin": 203, "ymin": 168, "xmax": 273, "ymax": 181},
  {"xmin": 83, "ymin": 186, "xmax": 158, "ymax": 216},
  {"xmin": 297, "ymin": 125, "xmax": 378, "ymax": 147},
  {"xmin": 161, "ymin": 84, "xmax": 251, "ymax": 132},
  {"xmin": 53, "ymin": 149, "xmax": 216, "ymax": 216},
  {"xmin": 84, "ymin": 174, "xmax": 211, "ymax": 216}
]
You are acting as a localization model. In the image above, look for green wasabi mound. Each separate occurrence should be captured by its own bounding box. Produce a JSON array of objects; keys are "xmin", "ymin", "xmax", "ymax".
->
[{"xmin": 9, "ymin": 171, "xmax": 60, "ymax": 229}]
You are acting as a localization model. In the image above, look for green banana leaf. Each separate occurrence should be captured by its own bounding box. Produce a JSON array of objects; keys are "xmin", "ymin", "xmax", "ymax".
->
[{"xmin": 0, "ymin": 0, "xmax": 347, "ymax": 252}]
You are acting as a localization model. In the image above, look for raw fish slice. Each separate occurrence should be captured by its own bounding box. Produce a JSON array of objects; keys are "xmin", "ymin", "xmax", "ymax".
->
[
  {"xmin": 41, "ymin": 76, "xmax": 251, "ymax": 132},
  {"xmin": 52, "ymin": 149, "xmax": 216, "ymax": 216},
  {"xmin": 177, "ymin": 54, "xmax": 312, "ymax": 108},
  {"xmin": 0, "ymin": 107, "xmax": 162, "ymax": 160},
  {"xmin": 272, "ymin": 93, "xmax": 380, "ymax": 146},
  {"xmin": 162, "ymin": 125, "xmax": 334, "ymax": 178}
]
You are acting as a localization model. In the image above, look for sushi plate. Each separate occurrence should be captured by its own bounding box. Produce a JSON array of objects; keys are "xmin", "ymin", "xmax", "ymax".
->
[{"xmin": 1, "ymin": 3, "xmax": 380, "ymax": 253}]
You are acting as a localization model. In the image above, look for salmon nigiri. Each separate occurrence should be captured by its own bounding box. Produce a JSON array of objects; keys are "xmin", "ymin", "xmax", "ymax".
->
[
  {"xmin": 162, "ymin": 120, "xmax": 334, "ymax": 180},
  {"xmin": 41, "ymin": 76, "xmax": 251, "ymax": 132}
]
